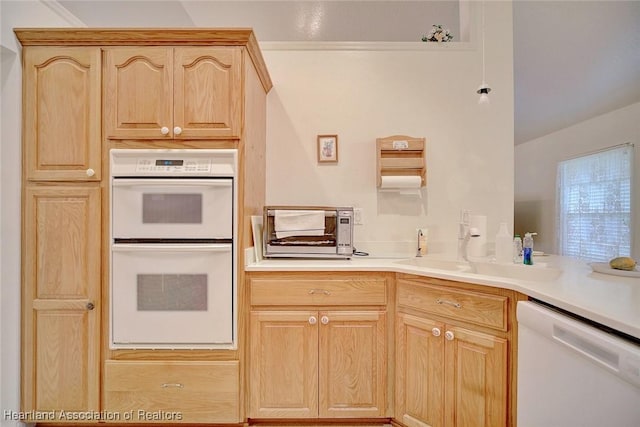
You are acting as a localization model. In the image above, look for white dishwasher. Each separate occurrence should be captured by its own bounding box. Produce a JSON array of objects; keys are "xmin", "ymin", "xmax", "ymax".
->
[{"xmin": 517, "ymin": 300, "xmax": 640, "ymax": 427}]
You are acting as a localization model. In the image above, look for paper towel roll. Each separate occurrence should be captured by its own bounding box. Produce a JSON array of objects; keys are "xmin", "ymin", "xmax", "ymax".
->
[{"xmin": 380, "ymin": 175, "xmax": 422, "ymax": 189}]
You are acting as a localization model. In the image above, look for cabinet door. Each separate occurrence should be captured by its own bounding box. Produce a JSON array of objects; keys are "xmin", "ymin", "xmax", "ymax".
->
[
  {"xmin": 445, "ymin": 326, "xmax": 508, "ymax": 427},
  {"xmin": 174, "ymin": 47, "xmax": 241, "ymax": 139},
  {"xmin": 23, "ymin": 47, "xmax": 101, "ymax": 181},
  {"xmin": 104, "ymin": 47, "xmax": 173, "ymax": 139},
  {"xmin": 250, "ymin": 310, "xmax": 318, "ymax": 418},
  {"xmin": 396, "ymin": 313, "xmax": 445, "ymax": 427},
  {"xmin": 22, "ymin": 186, "xmax": 101, "ymax": 414},
  {"xmin": 318, "ymin": 311, "xmax": 386, "ymax": 418}
]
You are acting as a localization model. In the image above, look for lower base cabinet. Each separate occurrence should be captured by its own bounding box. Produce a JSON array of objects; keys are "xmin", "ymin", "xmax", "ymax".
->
[
  {"xmin": 249, "ymin": 310, "xmax": 387, "ymax": 419},
  {"xmin": 248, "ymin": 273, "xmax": 390, "ymax": 421},
  {"xmin": 396, "ymin": 313, "xmax": 507, "ymax": 427},
  {"xmin": 103, "ymin": 360, "xmax": 240, "ymax": 423},
  {"xmin": 395, "ymin": 276, "xmax": 516, "ymax": 427}
]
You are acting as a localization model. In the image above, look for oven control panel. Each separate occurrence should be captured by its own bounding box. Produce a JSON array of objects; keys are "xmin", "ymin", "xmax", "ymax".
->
[{"xmin": 135, "ymin": 158, "xmax": 212, "ymax": 173}]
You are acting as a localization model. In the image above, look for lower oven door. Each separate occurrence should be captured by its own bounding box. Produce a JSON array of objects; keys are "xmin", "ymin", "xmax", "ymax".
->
[{"xmin": 111, "ymin": 243, "xmax": 234, "ymax": 349}]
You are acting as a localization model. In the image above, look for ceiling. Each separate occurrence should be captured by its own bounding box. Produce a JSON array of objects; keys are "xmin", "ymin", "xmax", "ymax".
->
[{"xmin": 56, "ymin": 0, "xmax": 640, "ymax": 145}]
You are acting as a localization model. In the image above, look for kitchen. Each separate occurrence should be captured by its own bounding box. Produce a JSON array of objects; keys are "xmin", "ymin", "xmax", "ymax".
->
[{"xmin": 1, "ymin": 1, "xmax": 639, "ymax": 426}]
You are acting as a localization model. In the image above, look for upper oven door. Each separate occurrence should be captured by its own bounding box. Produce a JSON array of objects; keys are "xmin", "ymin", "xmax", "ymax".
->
[{"xmin": 112, "ymin": 178, "xmax": 232, "ymax": 240}]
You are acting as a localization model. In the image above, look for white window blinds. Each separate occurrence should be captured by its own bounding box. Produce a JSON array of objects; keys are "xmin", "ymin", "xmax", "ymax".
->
[{"xmin": 557, "ymin": 144, "xmax": 633, "ymax": 262}]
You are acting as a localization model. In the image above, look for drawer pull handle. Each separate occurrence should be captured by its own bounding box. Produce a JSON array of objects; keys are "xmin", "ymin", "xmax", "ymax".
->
[
  {"xmin": 445, "ymin": 330, "xmax": 455, "ymax": 341},
  {"xmin": 309, "ymin": 289, "xmax": 331, "ymax": 295},
  {"xmin": 436, "ymin": 298, "xmax": 462, "ymax": 309},
  {"xmin": 161, "ymin": 383, "xmax": 184, "ymax": 389},
  {"xmin": 309, "ymin": 316, "xmax": 317, "ymax": 325},
  {"xmin": 321, "ymin": 315, "xmax": 330, "ymax": 325},
  {"xmin": 432, "ymin": 327, "xmax": 441, "ymax": 337}
]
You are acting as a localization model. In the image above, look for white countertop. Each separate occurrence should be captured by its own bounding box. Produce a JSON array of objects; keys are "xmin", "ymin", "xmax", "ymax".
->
[{"xmin": 246, "ymin": 254, "xmax": 640, "ymax": 339}]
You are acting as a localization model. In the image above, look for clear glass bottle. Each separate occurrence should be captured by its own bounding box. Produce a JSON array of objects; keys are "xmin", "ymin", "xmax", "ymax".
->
[{"xmin": 513, "ymin": 234, "xmax": 523, "ymax": 264}]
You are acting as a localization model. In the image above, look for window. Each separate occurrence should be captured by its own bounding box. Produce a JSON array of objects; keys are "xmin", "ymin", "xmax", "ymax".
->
[{"xmin": 557, "ymin": 144, "xmax": 633, "ymax": 261}]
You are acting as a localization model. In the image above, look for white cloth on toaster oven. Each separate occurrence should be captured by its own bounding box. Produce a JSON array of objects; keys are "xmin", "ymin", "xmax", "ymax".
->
[{"xmin": 274, "ymin": 210, "xmax": 325, "ymax": 238}]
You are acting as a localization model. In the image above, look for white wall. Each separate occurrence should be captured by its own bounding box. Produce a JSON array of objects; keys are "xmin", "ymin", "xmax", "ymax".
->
[
  {"xmin": 1, "ymin": 2, "xmax": 78, "ymax": 425},
  {"xmin": 263, "ymin": 0, "xmax": 514, "ymax": 257},
  {"xmin": 514, "ymin": 102, "xmax": 640, "ymax": 257}
]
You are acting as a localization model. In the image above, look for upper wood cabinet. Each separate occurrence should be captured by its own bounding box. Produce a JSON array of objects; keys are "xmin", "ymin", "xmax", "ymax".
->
[
  {"xmin": 23, "ymin": 47, "xmax": 101, "ymax": 181},
  {"xmin": 104, "ymin": 47, "xmax": 242, "ymax": 140}
]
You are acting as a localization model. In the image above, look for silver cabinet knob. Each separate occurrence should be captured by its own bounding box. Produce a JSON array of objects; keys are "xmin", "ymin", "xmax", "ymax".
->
[
  {"xmin": 309, "ymin": 316, "xmax": 317, "ymax": 325},
  {"xmin": 432, "ymin": 327, "xmax": 441, "ymax": 337},
  {"xmin": 173, "ymin": 126, "xmax": 183, "ymax": 135},
  {"xmin": 85, "ymin": 168, "xmax": 95, "ymax": 177},
  {"xmin": 445, "ymin": 330, "xmax": 455, "ymax": 341},
  {"xmin": 321, "ymin": 315, "xmax": 329, "ymax": 325},
  {"xmin": 160, "ymin": 126, "xmax": 170, "ymax": 135}
]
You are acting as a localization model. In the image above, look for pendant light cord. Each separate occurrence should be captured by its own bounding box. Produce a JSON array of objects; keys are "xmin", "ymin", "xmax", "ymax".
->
[{"xmin": 481, "ymin": 0, "xmax": 486, "ymax": 84}]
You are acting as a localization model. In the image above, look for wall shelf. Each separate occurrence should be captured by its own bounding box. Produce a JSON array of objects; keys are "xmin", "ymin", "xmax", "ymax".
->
[{"xmin": 376, "ymin": 135, "xmax": 426, "ymax": 188}]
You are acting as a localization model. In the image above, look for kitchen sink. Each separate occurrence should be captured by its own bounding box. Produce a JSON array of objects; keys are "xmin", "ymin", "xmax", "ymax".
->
[
  {"xmin": 395, "ymin": 257, "xmax": 473, "ymax": 272},
  {"xmin": 470, "ymin": 261, "xmax": 562, "ymax": 282}
]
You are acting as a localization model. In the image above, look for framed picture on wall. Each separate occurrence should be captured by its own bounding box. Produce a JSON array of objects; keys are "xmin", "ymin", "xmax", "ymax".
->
[{"xmin": 317, "ymin": 135, "xmax": 338, "ymax": 163}]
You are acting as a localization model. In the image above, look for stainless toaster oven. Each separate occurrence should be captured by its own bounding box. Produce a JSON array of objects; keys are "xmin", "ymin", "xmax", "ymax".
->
[{"xmin": 263, "ymin": 206, "xmax": 354, "ymax": 258}]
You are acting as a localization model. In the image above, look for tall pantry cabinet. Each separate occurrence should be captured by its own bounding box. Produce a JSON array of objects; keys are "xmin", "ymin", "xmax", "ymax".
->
[
  {"xmin": 16, "ymin": 29, "xmax": 272, "ymax": 422},
  {"xmin": 21, "ymin": 46, "xmax": 102, "ymax": 413}
]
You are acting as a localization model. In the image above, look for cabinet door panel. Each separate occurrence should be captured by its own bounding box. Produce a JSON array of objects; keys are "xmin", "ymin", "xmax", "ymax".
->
[
  {"xmin": 174, "ymin": 47, "xmax": 241, "ymax": 139},
  {"xmin": 446, "ymin": 326, "xmax": 507, "ymax": 427},
  {"xmin": 250, "ymin": 311, "xmax": 318, "ymax": 418},
  {"xmin": 104, "ymin": 47, "xmax": 173, "ymax": 139},
  {"xmin": 24, "ymin": 47, "xmax": 101, "ymax": 180},
  {"xmin": 23, "ymin": 186, "xmax": 100, "ymax": 413},
  {"xmin": 396, "ymin": 313, "xmax": 445, "ymax": 427},
  {"xmin": 319, "ymin": 311, "xmax": 386, "ymax": 418}
]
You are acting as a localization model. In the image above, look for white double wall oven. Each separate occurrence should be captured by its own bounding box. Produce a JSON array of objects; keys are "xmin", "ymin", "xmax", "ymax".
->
[{"xmin": 110, "ymin": 149, "xmax": 238, "ymax": 349}]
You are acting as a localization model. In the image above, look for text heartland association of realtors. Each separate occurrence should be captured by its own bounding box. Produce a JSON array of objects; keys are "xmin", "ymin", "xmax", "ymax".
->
[{"xmin": 3, "ymin": 409, "xmax": 183, "ymax": 422}]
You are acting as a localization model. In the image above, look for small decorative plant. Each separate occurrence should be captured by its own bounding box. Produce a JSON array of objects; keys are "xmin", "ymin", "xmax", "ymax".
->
[{"xmin": 422, "ymin": 24, "xmax": 453, "ymax": 43}]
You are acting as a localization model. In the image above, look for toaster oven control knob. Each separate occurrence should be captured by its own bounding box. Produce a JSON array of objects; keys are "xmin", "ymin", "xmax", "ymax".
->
[
  {"xmin": 173, "ymin": 126, "xmax": 183, "ymax": 135},
  {"xmin": 160, "ymin": 126, "xmax": 170, "ymax": 135},
  {"xmin": 321, "ymin": 315, "xmax": 330, "ymax": 325},
  {"xmin": 86, "ymin": 302, "xmax": 95, "ymax": 311},
  {"xmin": 85, "ymin": 168, "xmax": 95, "ymax": 177},
  {"xmin": 308, "ymin": 316, "xmax": 317, "ymax": 325}
]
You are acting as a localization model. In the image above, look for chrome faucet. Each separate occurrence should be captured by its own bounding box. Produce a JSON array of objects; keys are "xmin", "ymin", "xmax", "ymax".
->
[{"xmin": 457, "ymin": 211, "xmax": 480, "ymax": 262}]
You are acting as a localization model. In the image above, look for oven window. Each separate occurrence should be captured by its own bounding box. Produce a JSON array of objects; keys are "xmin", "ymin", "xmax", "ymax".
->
[
  {"xmin": 137, "ymin": 274, "xmax": 208, "ymax": 311},
  {"xmin": 142, "ymin": 193, "xmax": 202, "ymax": 224}
]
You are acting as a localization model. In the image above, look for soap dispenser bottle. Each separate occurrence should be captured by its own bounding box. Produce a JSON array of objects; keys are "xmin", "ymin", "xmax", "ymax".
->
[{"xmin": 523, "ymin": 232, "xmax": 536, "ymax": 265}]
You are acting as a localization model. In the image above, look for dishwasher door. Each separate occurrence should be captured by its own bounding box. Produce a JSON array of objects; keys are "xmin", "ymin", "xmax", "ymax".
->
[{"xmin": 517, "ymin": 301, "xmax": 640, "ymax": 427}]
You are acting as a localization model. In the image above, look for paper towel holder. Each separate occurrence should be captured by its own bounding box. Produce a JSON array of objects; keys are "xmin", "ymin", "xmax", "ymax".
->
[{"xmin": 376, "ymin": 135, "xmax": 426, "ymax": 188}]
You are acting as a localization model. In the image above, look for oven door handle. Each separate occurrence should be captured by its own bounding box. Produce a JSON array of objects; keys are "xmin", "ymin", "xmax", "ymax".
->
[
  {"xmin": 111, "ymin": 243, "xmax": 231, "ymax": 252},
  {"xmin": 112, "ymin": 178, "xmax": 232, "ymax": 187}
]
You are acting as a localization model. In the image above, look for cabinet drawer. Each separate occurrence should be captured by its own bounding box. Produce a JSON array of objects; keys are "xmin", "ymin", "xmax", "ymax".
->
[
  {"xmin": 104, "ymin": 360, "xmax": 239, "ymax": 423},
  {"xmin": 250, "ymin": 277, "xmax": 387, "ymax": 306},
  {"xmin": 398, "ymin": 281, "xmax": 507, "ymax": 331}
]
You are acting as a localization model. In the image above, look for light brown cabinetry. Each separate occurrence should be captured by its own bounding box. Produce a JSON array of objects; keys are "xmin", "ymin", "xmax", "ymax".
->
[
  {"xmin": 22, "ymin": 186, "xmax": 101, "ymax": 414},
  {"xmin": 248, "ymin": 273, "xmax": 390, "ymax": 420},
  {"xmin": 20, "ymin": 45, "xmax": 103, "ymax": 417},
  {"xmin": 16, "ymin": 28, "xmax": 273, "ymax": 425},
  {"xmin": 23, "ymin": 47, "xmax": 101, "ymax": 181},
  {"xmin": 395, "ymin": 276, "xmax": 518, "ymax": 427},
  {"xmin": 104, "ymin": 46, "xmax": 241, "ymax": 140},
  {"xmin": 104, "ymin": 360, "xmax": 240, "ymax": 423}
]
